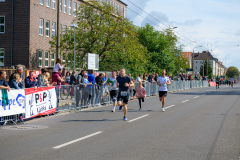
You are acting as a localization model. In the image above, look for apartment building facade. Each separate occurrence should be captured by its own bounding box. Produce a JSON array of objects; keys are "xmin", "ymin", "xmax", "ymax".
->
[{"xmin": 0, "ymin": 0, "xmax": 127, "ymax": 69}]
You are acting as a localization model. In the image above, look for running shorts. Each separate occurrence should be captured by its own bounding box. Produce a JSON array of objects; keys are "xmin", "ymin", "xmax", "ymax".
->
[
  {"xmin": 159, "ymin": 91, "xmax": 168, "ymax": 97},
  {"xmin": 110, "ymin": 90, "xmax": 118, "ymax": 103},
  {"xmin": 117, "ymin": 92, "xmax": 129, "ymax": 104}
]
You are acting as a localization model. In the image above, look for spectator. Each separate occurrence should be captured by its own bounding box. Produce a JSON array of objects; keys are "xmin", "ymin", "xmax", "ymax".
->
[
  {"xmin": 44, "ymin": 72, "xmax": 56, "ymax": 87},
  {"xmin": 128, "ymin": 73, "xmax": 131, "ymax": 77},
  {"xmin": 76, "ymin": 70, "xmax": 86, "ymax": 107},
  {"xmin": 102, "ymin": 72, "xmax": 109, "ymax": 104},
  {"xmin": 9, "ymin": 74, "xmax": 24, "ymax": 89},
  {"xmin": 8, "ymin": 65, "xmax": 23, "ymax": 86},
  {"xmin": 83, "ymin": 74, "xmax": 92, "ymax": 107},
  {"xmin": 52, "ymin": 69, "xmax": 65, "ymax": 86},
  {"xmin": 37, "ymin": 68, "xmax": 48, "ymax": 87},
  {"xmin": 143, "ymin": 73, "xmax": 147, "ymax": 79},
  {"xmin": 0, "ymin": 71, "xmax": 10, "ymax": 92},
  {"xmin": 25, "ymin": 71, "xmax": 38, "ymax": 89},
  {"xmin": 70, "ymin": 71, "xmax": 77, "ymax": 85},
  {"xmin": 88, "ymin": 69, "xmax": 95, "ymax": 106},
  {"xmin": 136, "ymin": 74, "xmax": 143, "ymax": 82},
  {"xmin": 154, "ymin": 73, "xmax": 158, "ymax": 82},
  {"xmin": 65, "ymin": 71, "xmax": 71, "ymax": 83},
  {"xmin": 148, "ymin": 74, "xmax": 153, "ymax": 82},
  {"xmin": 95, "ymin": 73, "xmax": 104, "ymax": 106},
  {"xmin": 52, "ymin": 58, "xmax": 64, "ymax": 75},
  {"xmin": 116, "ymin": 71, "xmax": 120, "ymax": 77}
]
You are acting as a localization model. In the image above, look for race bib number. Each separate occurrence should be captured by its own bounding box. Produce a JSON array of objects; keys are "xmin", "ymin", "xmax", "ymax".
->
[
  {"xmin": 120, "ymin": 91, "xmax": 128, "ymax": 96},
  {"xmin": 161, "ymin": 83, "xmax": 166, "ymax": 87}
]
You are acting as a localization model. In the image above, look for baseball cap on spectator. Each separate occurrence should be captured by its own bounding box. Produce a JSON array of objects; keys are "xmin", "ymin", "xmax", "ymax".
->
[{"xmin": 84, "ymin": 73, "xmax": 88, "ymax": 76}]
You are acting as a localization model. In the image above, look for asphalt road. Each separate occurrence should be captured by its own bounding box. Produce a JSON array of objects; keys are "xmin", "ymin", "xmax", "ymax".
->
[{"xmin": 1, "ymin": 84, "xmax": 240, "ymax": 160}]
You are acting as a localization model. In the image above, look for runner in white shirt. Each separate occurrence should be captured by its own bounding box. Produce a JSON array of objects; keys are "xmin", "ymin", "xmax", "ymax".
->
[
  {"xmin": 231, "ymin": 77, "xmax": 234, "ymax": 88},
  {"xmin": 157, "ymin": 69, "xmax": 171, "ymax": 112},
  {"xmin": 107, "ymin": 71, "xmax": 118, "ymax": 112}
]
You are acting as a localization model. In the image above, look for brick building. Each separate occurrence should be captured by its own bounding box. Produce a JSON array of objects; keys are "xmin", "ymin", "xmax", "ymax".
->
[{"xmin": 0, "ymin": 0, "xmax": 127, "ymax": 69}]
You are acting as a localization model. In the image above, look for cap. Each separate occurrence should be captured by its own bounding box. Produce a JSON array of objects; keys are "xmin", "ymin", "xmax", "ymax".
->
[{"xmin": 84, "ymin": 73, "xmax": 88, "ymax": 76}]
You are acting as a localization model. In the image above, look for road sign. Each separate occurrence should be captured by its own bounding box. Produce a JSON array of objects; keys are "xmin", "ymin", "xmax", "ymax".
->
[{"xmin": 88, "ymin": 53, "xmax": 99, "ymax": 70}]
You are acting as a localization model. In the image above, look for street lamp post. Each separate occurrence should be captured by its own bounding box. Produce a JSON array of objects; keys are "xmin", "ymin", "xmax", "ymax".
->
[
  {"xmin": 192, "ymin": 45, "xmax": 202, "ymax": 76},
  {"xmin": 71, "ymin": 20, "xmax": 78, "ymax": 70}
]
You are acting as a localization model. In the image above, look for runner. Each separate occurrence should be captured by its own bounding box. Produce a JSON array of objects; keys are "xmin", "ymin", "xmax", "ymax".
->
[
  {"xmin": 157, "ymin": 69, "xmax": 171, "ymax": 112},
  {"xmin": 231, "ymin": 76, "xmax": 234, "ymax": 88},
  {"xmin": 117, "ymin": 68, "xmax": 134, "ymax": 121},
  {"xmin": 228, "ymin": 77, "xmax": 231, "ymax": 87},
  {"xmin": 216, "ymin": 76, "xmax": 220, "ymax": 89},
  {"xmin": 107, "ymin": 71, "xmax": 118, "ymax": 112}
]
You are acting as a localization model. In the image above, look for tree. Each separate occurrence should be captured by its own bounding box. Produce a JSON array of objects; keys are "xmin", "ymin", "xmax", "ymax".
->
[
  {"xmin": 49, "ymin": 1, "xmax": 147, "ymax": 71},
  {"xmin": 137, "ymin": 24, "xmax": 187, "ymax": 75},
  {"xmin": 200, "ymin": 58, "xmax": 212, "ymax": 78},
  {"xmin": 226, "ymin": 66, "xmax": 239, "ymax": 78}
]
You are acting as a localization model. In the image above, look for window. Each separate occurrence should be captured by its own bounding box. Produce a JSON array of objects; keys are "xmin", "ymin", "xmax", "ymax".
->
[
  {"xmin": 69, "ymin": 0, "xmax": 72, "ymax": 15},
  {"xmin": 118, "ymin": 5, "xmax": 120, "ymax": 12},
  {"xmin": 45, "ymin": 51, "xmax": 49, "ymax": 67},
  {"xmin": 52, "ymin": 22, "xmax": 56, "ymax": 37},
  {"xmin": 64, "ymin": 0, "xmax": 67, "ymax": 13},
  {"xmin": 46, "ymin": 0, "xmax": 50, "ymax": 7},
  {"xmin": 52, "ymin": 0, "xmax": 56, "ymax": 9},
  {"xmin": 0, "ymin": 16, "xmax": 5, "ymax": 33},
  {"xmin": 73, "ymin": 2, "xmax": 77, "ymax": 17},
  {"xmin": 0, "ymin": 0, "xmax": 6, "ymax": 2},
  {"xmin": 0, "ymin": 48, "xmax": 4, "ymax": 66},
  {"xmin": 123, "ymin": 7, "xmax": 126, "ymax": 18},
  {"xmin": 51, "ymin": 52, "xmax": 55, "ymax": 66},
  {"xmin": 39, "ymin": 50, "xmax": 43, "ymax": 67},
  {"xmin": 63, "ymin": 25, "xmax": 66, "ymax": 37},
  {"xmin": 60, "ymin": 0, "xmax": 62, "ymax": 12},
  {"xmin": 40, "ymin": 0, "xmax": 43, "ymax": 5},
  {"xmin": 46, "ymin": 20, "xmax": 50, "ymax": 37},
  {"xmin": 39, "ymin": 19, "xmax": 43, "ymax": 36}
]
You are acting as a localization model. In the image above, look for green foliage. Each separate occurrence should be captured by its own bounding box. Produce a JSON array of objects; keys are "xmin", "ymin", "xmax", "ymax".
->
[
  {"xmin": 137, "ymin": 24, "xmax": 188, "ymax": 76},
  {"xmin": 200, "ymin": 58, "xmax": 213, "ymax": 78},
  {"xmin": 49, "ymin": 1, "xmax": 147, "ymax": 72},
  {"xmin": 226, "ymin": 66, "xmax": 239, "ymax": 78}
]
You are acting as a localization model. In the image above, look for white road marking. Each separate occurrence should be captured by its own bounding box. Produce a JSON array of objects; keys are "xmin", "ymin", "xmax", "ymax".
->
[
  {"xmin": 128, "ymin": 114, "xmax": 149, "ymax": 123},
  {"xmin": 53, "ymin": 131, "xmax": 103, "ymax": 149},
  {"xmin": 181, "ymin": 100, "xmax": 189, "ymax": 103},
  {"xmin": 194, "ymin": 96, "xmax": 199, "ymax": 98},
  {"xmin": 164, "ymin": 105, "xmax": 175, "ymax": 109}
]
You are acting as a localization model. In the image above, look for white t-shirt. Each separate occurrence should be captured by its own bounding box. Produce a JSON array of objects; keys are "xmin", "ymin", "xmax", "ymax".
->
[
  {"xmin": 136, "ymin": 77, "xmax": 142, "ymax": 82},
  {"xmin": 231, "ymin": 78, "xmax": 234, "ymax": 82},
  {"xmin": 157, "ymin": 76, "xmax": 170, "ymax": 91}
]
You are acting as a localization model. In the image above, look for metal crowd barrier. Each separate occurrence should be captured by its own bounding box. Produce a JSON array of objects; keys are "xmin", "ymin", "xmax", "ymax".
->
[{"xmin": 0, "ymin": 80, "xmax": 210, "ymax": 125}]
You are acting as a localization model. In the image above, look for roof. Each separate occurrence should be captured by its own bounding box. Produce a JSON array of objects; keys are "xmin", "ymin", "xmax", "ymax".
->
[
  {"xmin": 117, "ymin": 0, "xmax": 128, "ymax": 6},
  {"xmin": 193, "ymin": 51, "xmax": 215, "ymax": 61}
]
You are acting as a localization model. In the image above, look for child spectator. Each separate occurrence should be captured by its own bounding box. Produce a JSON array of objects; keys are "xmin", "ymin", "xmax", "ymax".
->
[
  {"xmin": 136, "ymin": 81, "xmax": 146, "ymax": 111},
  {"xmin": 9, "ymin": 74, "xmax": 24, "ymax": 89}
]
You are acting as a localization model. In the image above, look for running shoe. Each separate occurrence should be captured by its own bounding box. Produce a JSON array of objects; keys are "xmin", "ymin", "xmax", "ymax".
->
[
  {"xmin": 112, "ymin": 109, "xmax": 115, "ymax": 112},
  {"xmin": 161, "ymin": 108, "xmax": 165, "ymax": 112},
  {"xmin": 119, "ymin": 106, "xmax": 122, "ymax": 110},
  {"xmin": 123, "ymin": 116, "xmax": 127, "ymax": 121},
  {"xmin": 139, "ymin": 108, "xmax": 141, "ymax": 111}
]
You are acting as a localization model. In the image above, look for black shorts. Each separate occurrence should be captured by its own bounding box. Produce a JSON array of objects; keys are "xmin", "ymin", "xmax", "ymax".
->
[
  {"xmin": 159, "ymin": 91, "xmax": 167, "ymax": 97},
  {"xmin": 110, "ymin": 90, "xmax": 118, "ymax": 99},
  {"xmin": 117, "ymin": 93, "xmax": 129, "ymax": 104}
]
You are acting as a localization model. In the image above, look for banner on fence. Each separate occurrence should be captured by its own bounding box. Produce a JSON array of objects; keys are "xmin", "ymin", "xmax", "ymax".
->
[
  {"xmin": 25, "ymin": 87, "xmax": 57, "ymax": 118},
  {"xmin": 0, "ymin": 89, "xmax": 25, "ymax": 117}
]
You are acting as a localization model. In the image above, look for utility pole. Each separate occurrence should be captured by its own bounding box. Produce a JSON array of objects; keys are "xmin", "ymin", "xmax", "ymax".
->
[{"xmin": 56, "ymin": 0, "xmax": 60, "ymax": 59}]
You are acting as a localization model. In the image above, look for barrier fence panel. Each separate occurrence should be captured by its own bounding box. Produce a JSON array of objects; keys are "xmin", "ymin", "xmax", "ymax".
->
[{"xmin": 1, "ymin": 80, "xmax": 211, "ymax": 125}]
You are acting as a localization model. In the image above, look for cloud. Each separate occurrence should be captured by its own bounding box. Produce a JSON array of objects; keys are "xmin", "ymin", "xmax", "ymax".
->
[
  {"xmin": 236, "ymin": 29, "xmax": 240, "ymax": 36},
  {"xmin": 140, "ymin": 11, "xmax": 169, "ymax": 27},
  {"xmin": 170, "ymin": 19, "xmax": 202, "ymax": 26},
  {"xmin": 121, "ymin": 0, "xmax": 150, "ymax": 20}
]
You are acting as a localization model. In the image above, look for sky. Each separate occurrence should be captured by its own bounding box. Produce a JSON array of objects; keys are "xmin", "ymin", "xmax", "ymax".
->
[{"xmin": 121, "ymin": 0, "xmax": 240, "ymax": 69}]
